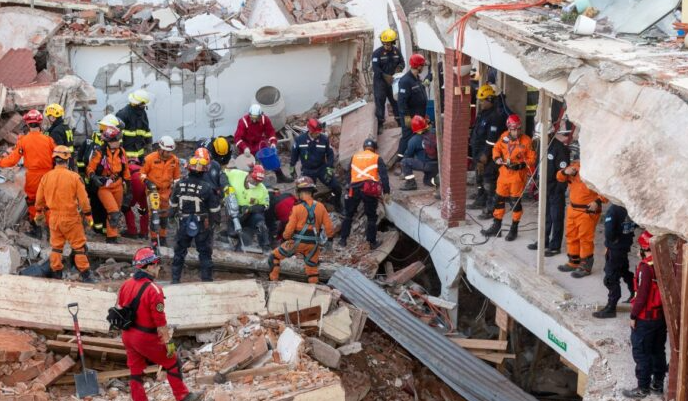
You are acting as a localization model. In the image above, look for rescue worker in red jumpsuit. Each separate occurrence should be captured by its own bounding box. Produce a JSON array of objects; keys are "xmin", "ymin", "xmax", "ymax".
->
[
  {"xmin": 266, "ymin": 189, "xmax": 298, "ymax": 241},
  {"xmin": 233, "ymin": 104, "xmax": 292, "ymax": 183},
  {"xmin": 122, "ymin": 160, "xmax": 150, "ymax": 240},
  {"xmin": 0, "ymin": 110, "xmax": 56, "ymax": 238},
  {"xmin": 118, "ymin": 247, "xmax": 201, "ymax": 401},
  {"xmin": 622, "ymin": 231, "xmax": 666, "ymax": 399}
]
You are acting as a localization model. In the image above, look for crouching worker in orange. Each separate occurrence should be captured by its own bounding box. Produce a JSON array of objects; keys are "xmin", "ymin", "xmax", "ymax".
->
[
  {"xmin": 119, "ymin": 247, "xmax": 201, "ymax": 401},
  {"xmin": 556, "ymin": 149, "xmax": 607, "ymax": 278},
  {"xmin": 0, "ymin": 110, "xmax": 55, "ymax": 238},
  {"xmin": 481, "ymin": 114, "xmax": 535, "ymax": 241},
  {"xmin": 35, "ymin": 146, "xmax": 95, "ymax": 283},
  {"xmin": 269, "ymin": 176, "xmax": 334, "ymax": 284},
  {"xmin": 86, "ymin": 126, "xmax": 131, "ymax": 244}
]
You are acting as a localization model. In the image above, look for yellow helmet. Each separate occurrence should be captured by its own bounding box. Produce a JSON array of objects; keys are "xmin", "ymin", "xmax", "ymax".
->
[
  {"xmin": 45, "ymin": 103, "xmax": 64, "ymax": 118},
  {"xmin": 476, "ymin": 84, "xmax": 496, "ymax": 100},
  {"xmin": 213, "ymin": 137, "xmax": 229, "ymax": 156},
  {"xmin": 380, "ymin": 28, "xmax": 397, "ymax": 43},
  {"xmin": 53, "ymin": 145, "xmax": 71, "ymax": 160}
]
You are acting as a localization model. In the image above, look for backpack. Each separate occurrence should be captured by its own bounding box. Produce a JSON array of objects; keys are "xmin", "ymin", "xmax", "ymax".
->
[
  {"xmin": 106, "ymin": 282, "xmax": 151, "ymax": 331},
  {"xmin": 422, "ymin": 131, "xmax": 438, "ymax": 160}
]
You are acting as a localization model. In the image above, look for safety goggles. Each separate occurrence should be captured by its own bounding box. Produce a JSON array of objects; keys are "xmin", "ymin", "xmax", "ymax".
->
[{"xmin": 189, "ymin": 157, "xmax": 209, "ymax": 166}]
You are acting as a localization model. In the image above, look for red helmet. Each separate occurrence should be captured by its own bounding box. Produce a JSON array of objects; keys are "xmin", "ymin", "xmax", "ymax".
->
[
  {"xmin": 23, "ymin": 109, "xmax": 43, "ymax": 125},
  {"xmin": 409, "ymin": 53, "xmax": 426, "ymax": 69},
  {"xmin": 295, "ymin": 175, "xmax": 316, "ymax": 191},
  {"xmin": 638, "ymin": 230, "xmax": 653, "ymax": 250},
  {"xmin": 307, "ymin": 118, "xmax": 323, "ymax": 134},
  {"xmin": 132, "ymin": 247, "xmax": 160, "ymax": 268},
  {"xmin": 506, "ymin": 114, "xmax": 522, "ymax": 130},
  {"xmin": 251, "ymin": 165, "xmax": 265, "ymax": 182},
  {"xmin": 410, "ymin": 115, "xmax": 429, "ymax": 134},
  {"xmin": 101, "ymin": 126, "xmax": 121, "ymax": 142},
  {"xmin": 189, "ymin": 147, "xmax": 210, "ymax": 172}
]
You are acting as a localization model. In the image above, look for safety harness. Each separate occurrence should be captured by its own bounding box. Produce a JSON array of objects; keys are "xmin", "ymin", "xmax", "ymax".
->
[{"xmin": 280, "ymin": 201, "xmax": 320, "ymax": 266}]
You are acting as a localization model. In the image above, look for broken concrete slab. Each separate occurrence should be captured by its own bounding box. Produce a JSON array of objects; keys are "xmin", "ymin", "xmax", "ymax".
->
[
  {"xmin": 0, "ymin": 49, "xmax": 37, "ymax": 89},
  {"xmin": 336, "ymin": 341, "xmax": 361, "ymax": 356},
  {"xmin": 338, "ymin": 103, "xmax": 377, "ymax": 169},
  {"xmin": 321, "ymin": 306, "xmax": 352, "ymax": 344},
  {"xmin": 151, "ymin": 8, "xmax": 179, "ymax": 30},
  {"xmin": 0, "ymin": 245, "xmax": 21, "ymax": 275},
  {"xmin": 0, "ymin": 170, "xmax": 27, "ymax": 230},
  {"xmin": 267, "ymin": 280, "xmax": 332, "ymax": 315},
  {"xmin": 184, "ymin": 13, "xmax": 236, "ymax": 57},
  {"xmin": 377, "ymin": 127, "xmax": 402, "ymax": 167},
  {"xmin": 307, "ymin": 337, "xmax": 340, "ymax": 369},
  {"xmin": 0, "ymin": 329, "xmax": 36, "ymax": 362},
  {"xmin": 234, "ymin": 17, "xmax": 372, "ymax": 48},
  {"xmin": 0, "ymin": 7, "xmax": 64, "ymax": 59},
  {"xmin": 45, "ymin": 75, "xmax": 97, "ymax": 127},
  {"xmin": 276, "ymin": 327, "xmax": 303, "ymax": 364}
]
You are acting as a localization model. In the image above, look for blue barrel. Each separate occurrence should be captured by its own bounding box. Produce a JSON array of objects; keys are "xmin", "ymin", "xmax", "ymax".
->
[
  {"xmin": 256, "ymin": 147, "xmax": 281, "ymax": 170},
  {"xmin": 426, "ymin": 100, "xmax": 435, "ymax": 123}
]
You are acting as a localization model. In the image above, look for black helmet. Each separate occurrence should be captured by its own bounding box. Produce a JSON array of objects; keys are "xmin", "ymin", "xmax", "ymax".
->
[{"xmin": 363, "ymin": 138, "xmax": 377, "ymax": 150}]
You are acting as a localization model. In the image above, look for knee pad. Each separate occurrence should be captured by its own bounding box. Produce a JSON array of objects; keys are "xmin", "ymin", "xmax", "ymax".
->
[
  {"xmin": 73, "ymin": 248, "xmax": 90, "ymax": 271},
  {"xmin": 267, "ymin": 254, "xmax": 275, "ymax": 268},
  {"xmin": 512, "ymin": 198, "xmax": 523, "ymax": 212},
  {"xmin": 50, "ymin": 249, "xmax": 63, "ymax": 270},
  {"xmin": 495, "ymin": 196, "xmax": 506, "ymax": 209},
  {"xmin": 108, "ymin": 212, "xmax": 123, "ymax": 227}
]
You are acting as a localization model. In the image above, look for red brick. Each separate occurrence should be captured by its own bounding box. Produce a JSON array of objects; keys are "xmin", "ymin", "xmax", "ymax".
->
[
  {"xmin": 1, "ymin": 359, "xmax": 45, "ymax": 386},
  {"xmin": 32, "ymin": 356, "xmax": 75, "ymax": 387},
  {"xmin": 0, "ymin": 49, "xmax": 37, "ymax": 89},
  {"xmin": 0, "ymin": 329, "xmax": 36, "ymax": 363}
]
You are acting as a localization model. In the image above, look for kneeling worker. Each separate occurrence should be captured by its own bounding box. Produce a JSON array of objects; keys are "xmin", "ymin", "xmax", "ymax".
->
[
  {"xmin": 269, "ymin": 176, "xmax": 334, "ymax": 284},
  {"xmin": 400, "ymin": 115, "xmax": 438, "ymax": 190}
]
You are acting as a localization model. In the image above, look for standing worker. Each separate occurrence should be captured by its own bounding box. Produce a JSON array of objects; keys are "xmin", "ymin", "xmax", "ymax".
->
[
  {"xmin": 0, "ymin": 110, "xmax": 55, "ymax": 238},
  {"xmin": 169, "ymin": 151, "xmax": 221, "ymax": 283},
  {"xmin": 193, "ymin": 147, "xmax": 228, "ymax": 199},
  {"xmin": 234, "ymin": 104, "xmax": 292, "ymax": 183},
  {"xmin": 339, "ymin": 139, "xmax": 390, "ymax": 249},
  {"xmin": 372, "ymin": 28, "xmax": 404, "ymax": 133},
  {"xmin": 140, "ymin": 136, "xmax": 181, "ymax": 247},
  {"xmin": 118, "ymin": 247, "xmax": 202, "ymax": 401},
  {"xmin": 117, "ymin": 89, "xmax": 152, "ymax": 161},
  {"xmin": 396, "ymin": 53, "xmax": 429, "ymax": 162},
  {"xmin": 556, "ymin": 151, "xmax": 607, "ymax": 278},
  {"xmin": 593, "ymin": 204, "xmax": 636, "ymax": 319},
  {"xmin": 44, "ymin": 104, "xmax": 75, "ymax": 169},
  {"xmin": 268, "ymin": 176, "xmax": 334, "ymax": 284},
  {"xmin": 481, "ymin": 115, "xmax": 536, "ymax": 241},
  {"xmin": 225, "ymin": 165, "xmax": 271, "ymax": 253},
  {"xmin": 122, "ymin": 160, "xmax": 150, "ymax": 240},
  {"xmin": 35, "ymin": 146, "xmax": 95, "ymax": 283},
  {"xmin": 289, "ymin": 118, "xmax": 343, "ymax": 213},
  {"xmin": 622, "ymin": 231, "xmax": 666, "ymax": 399},
  {"xmin": 400, "ymin": 115, "xmax": 438, "ymax": 190},
  {"xmin": 86, "ymin": 126, "xmax": 132, "ymax": 244}
]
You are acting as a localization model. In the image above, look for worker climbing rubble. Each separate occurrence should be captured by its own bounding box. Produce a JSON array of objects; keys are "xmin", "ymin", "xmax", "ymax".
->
[
  {"xmin": 86, "ymin": 125, "xmax": 132, "ymax": 244},
  {"xmin": 234, "ymin": 104, "xmax": 293, "ymax": 183},
  {"xmin": 400, "ymin": 115, "xmax": 438, "ymax": 191},
  {"xmin": 0, "ymin": 110, "xmax": 56, "ymax": 239},
  {"xmin": 372, "ymin": 28, "xmax": 404, "ymax": 133},
  {"xmin": 44, "ymin": 103, "xmax": 75, "ymax": 170},
  {"xmin": 289, "ymin": 118, "xmax": 343, "ymax": 213},
  {"xmin": 140, "ymin": 136, "xmax": 181, "ymax": 247},
  {"xmin": 35, "ymin": 145, "xmax": 95, "ymax": 283},
  {"xmin": 225, "ymin": 164, "xmax": 271, "ymax": 253},
  {"xmin": 268, "ymin": 176, "xmax": 334, "ymax": 284},
  {"xmin": 169, "ymin": 150, "xmax": 220, "ymax": 283},
  {"xmin": 481, "ymin": 114, "xmax": 536, "ymax": 241},
  {"xmin": 122, "ymin": 159, "xmax": 150, "ymax": 240},
  {"xmin": 117, "ymin": 89, "xmax": 153, "ymax": 161},
  {"xmin": 396, "ymin": 53, "xmax": 429, "ymax": 164}
]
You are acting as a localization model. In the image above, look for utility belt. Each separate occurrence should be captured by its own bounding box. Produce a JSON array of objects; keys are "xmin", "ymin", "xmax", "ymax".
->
[
  {"xmin": 293, "ymin": 229, "xmax": 318, "ymax": 244},
  {"xmin": 133, "ymin": 324, "xmax": 157, "ymax": 334},
  {"xmin": 570, "ymin": 203, "xmax": 600, "ymax": 214}
]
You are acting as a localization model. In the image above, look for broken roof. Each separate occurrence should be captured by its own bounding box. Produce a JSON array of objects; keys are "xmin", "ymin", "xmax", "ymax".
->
[
  {"xmin": 0, "ymin": 6, "xmax": 63, "ymax": 58},
  {"xmin": 0, "ymin": 49, "xmax": 37, "ymax": 88},
  {"xmin": 235, "ymin": 16, "xmax": 372, "ymax": 47}
]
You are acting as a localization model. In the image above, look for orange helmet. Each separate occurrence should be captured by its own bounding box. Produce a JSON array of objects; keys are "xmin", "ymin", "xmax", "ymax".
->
[
  {"xmin": 189, "ymin": 148, "xmax": 210, "ymax": 172},
  {"xmin": 251, "ymin": 165, "xmax": 265, "ymax": 182},
  {"xmin": 23, "ymin": 109, "xmax": 43, "ymax": 125},
  {"xmin": 53, "ymin": 145, "xmax": 71, "ymax": 160},
  {"xmin": 410, "ymin": 115, "xmax": 429, "ymax": 134}
]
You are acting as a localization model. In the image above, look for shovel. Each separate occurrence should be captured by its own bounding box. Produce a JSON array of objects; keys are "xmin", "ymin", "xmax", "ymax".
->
[{"xmin": 67, "ymin": 303, "xmax": 100, "ymax": 398}]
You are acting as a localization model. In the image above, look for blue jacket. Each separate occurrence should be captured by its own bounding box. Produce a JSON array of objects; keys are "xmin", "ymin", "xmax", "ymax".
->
[
  {"xmin": 604, "ymin": 204, "xmax": 635, "ymax": 252},
  {"xmin": 404, "ymin": 133, "xmax": 431, "ymax": 162},
  {"xmin": 372, "ymin": 46, "xmax": 404, "ymax": 85},
  {"xmin": 397, "ymin": 70, "xmax": 428, "ymax": 119},
  {"xmin": 290, "ymin": 133, "xmax": 334, "ymax": 171}
]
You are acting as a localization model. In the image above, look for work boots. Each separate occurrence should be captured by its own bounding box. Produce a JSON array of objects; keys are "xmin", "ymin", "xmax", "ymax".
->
[
  {"xmin": 592, "ymin": 304, "xmax": 617, "ymax": 319},
  {"xmin": 481, "ymin": 219, "xmax": 502, "ymax": 237},
  {"xmin": 622, "ymin": 387, "xmax": 650, "ymax": 399},
  {"xmin": 52, "ymin": 269, "xmax": 63, "ymax": 280},
  {"xmin": 369, "ymin": 240, "xmax": 382, "ymax": 250},
  {"xmin": 504, "ymin": 221, "xmax": 519, "ymax": 241},
  {"xmin": 571, "ymin": 256, "xmax": 594, "ymax": 278},
  {"xmin": 274, "ymin": 168, "xmax": 294, "ymax": 183},
  {"xmin": 338, "ymin": 237, "xmax": 347, "ymax": 247},
  {"xmin": 400, "ymin": 178, "xmax": 418, "ymax": 191},
  {"xmin": 477, "ymin": 210, "xmax": 493, "ymax": 220},
  {"xmin": 80, "ymin": 270, "xmax": 96, "ymax": 284},
  {"xmin": 557, "ymin": 255, "xmax": 580, "ymax": 272},
  {"xmin": 650, "ymin": 379, "xmax": 664, "ymax": 394}
]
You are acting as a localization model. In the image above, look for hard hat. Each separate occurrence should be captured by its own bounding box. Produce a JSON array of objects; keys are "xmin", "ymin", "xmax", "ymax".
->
[
  {"xmin": 409, "ymin": 53, "xmax": 426, "ymax": 69},
  {"xmin": 23, "ymin": 109, "xmax": 43, "ymax": 125},
  {"xmin": 194, "ymin": 147, "xmax": 211, "ymax": 160},
  {"xmin": 128, "ymin": 89, "xmax": 150, "ymax": 105},
  {"xmin": 45, "ymin": 104, "xmax": 64, "ymax": 118},
  {"xmin": 506, "ymin": 114, "xmax": 522, "ymax": 130},
  {"xmin": 101, "ymin": 126, "xmax": 122, "ymax": 142},
  {"xmin": 363, "ymin": 138, "xmax": 377, "ymax": 150},
  {"xmin": 52, "ymin": 145, "xmax": 71, "ymax": 160},
  {"xmin": 307, "ymin": 118, "xmax": 323, "ymax": 134},
  {"xmin": 158, "ymin": 136, "xmax": 176, "ymax": 151},
  {"xmin": 98, "ymin": 114, "xmax": 121, "ymax": 128},
  {"xmin": 295, "ymin": 176, "xmax": 317, "ymax": 191},
  {"xmin": 638, "ymin": 230, "xmax": 653, "ymax": 250},
  {"xmin": 213, "ymin": 137, "xmax": 229, "ymax": 156},
  {"xmin": 380, "ymin": 29, "xmax": 397, "ymax": 43},
  {"xmin": 132, "ymin": 247, "xmax": 160, "ymax": 269},
  {"xmin": 188, "ymin": 148, "xmax": 210, "ymax": 172},
  {"xmin": 410, "ymin": 115, "xmax": 429, "ymax": 134},
  {"xmin": 476, "ymin": 84, "xmax": 496, "ymax": 100},
  {"xmin": 251, "ymin": 165, "xmax": 265, "ymax": 182},
  {"xmin": 248, "ymin": 104, "xmax": 262, "ymax": 117}
]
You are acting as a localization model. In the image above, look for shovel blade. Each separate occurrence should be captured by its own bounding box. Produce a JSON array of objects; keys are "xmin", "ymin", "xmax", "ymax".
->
[{"xmin": 75, "ymin": 369, "xmax": 99, "ymax": 398}]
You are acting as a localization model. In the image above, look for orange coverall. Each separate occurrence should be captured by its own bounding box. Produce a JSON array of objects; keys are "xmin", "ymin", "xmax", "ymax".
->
[
  {"xmin": 35, "ymin": 165, "xmax": 91, "ymax": 273},
  {"xmin": 557, "ymin": 161, "xmax": 607, "ymax": 265},
  {"xmin": 0, "ymin": 130, "xmax": 55, "ymax": 220},
  {"xmin": 87, "ymin": 147, "xmax": 131, "ymax": 239},
  {"xmin": 269, "ymin": 199, "xmax": 334, "ymax": 283},
  {"xmin": 492, "ymin": 132, "xmax": 536, "ymax": 222},
  {"xmin": 140, "ymin": 152, "xmax": 180, "ymax": 242}
]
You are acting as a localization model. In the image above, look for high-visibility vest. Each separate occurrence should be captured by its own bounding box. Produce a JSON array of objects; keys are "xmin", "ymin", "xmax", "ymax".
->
[{"xmin": 350, "ymin": 150, "xmax": 380, "ymax": 183}]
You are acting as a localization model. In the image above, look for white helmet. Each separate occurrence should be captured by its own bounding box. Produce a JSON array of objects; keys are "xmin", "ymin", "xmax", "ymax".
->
[
  {"xmin": 248, "ymin": 104, "xmax": 262, "ymax": 117},
  {"xmin": 128, "ymin": 89, "xmax": 150, "ymax": 105},
  {"xmin": 158, "ymin": 136, "xmax": 176, "ymax": 151},
  {"xmin": 99, "ymin": 113, "xmax": 120, "ymax": 128}
]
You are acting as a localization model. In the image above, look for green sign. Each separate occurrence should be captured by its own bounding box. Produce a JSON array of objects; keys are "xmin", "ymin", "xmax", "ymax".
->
[{"xmin": 548, "ymin": 329, "xmax": 567, "ymax": 351}]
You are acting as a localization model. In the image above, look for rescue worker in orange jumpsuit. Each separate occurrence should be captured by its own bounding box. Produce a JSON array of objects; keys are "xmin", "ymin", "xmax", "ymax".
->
[
  {"xmin": 268, "ymin": 176, "xmax": 334, "ymax": 284},
  {"xmin": 35, "ymin": 146, "xmax": 95, "ymax": 283},
  {"xmin": 556, "ymin": 148, "xmax": 607, "ymax": 278},
  {"xmin": 481, "ymin": 114, "xmax": 536, "ymax": 241},
  {"xmin": 118, "ymin": 247, "xmax": 201, "ymax": 401},
  {"xmin": 140, "ymin": 136, "xmax": 180, "ymax": 247},
  {"xmin": 0, "ymin": 110, "xmax": 55, "ymax": 238},
  {"xmin": 87, "ymin": 126, "xmax": 132, "ymax": 244}
]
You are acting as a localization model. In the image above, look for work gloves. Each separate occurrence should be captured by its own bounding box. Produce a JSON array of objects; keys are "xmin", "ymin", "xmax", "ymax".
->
[
  {"xmin": 289, "ymin": 165, "xmax": 297, "ymax": 179},
  {"xmin": 270, "ymin": 143, "xmax": 277, "ymax": 149},
  {"xmin": 90, "ymin": 174, "xmax": 107, "ymax": 188},
  {"xmin": 166, "ymin": 342, "xmax": 176, "ymax": 358},
  {"xmin": 34, "ymin": 213, "xmax": 46, "ymax": 227},
  {"xmin": 324, "ymin": 167, "xmax": 334, "ymax": 182},
  {"xmin": 122, "ymin": 182, "xmax": 133, "ymax": 209},
  {"xmin": 383, "ymin": 74, "xmax": 394, "ymax": 85},
  {"xmin": 145, "ymin": 180, "xmax": 157, "ymax": 192},
  {"xmin": 382, "ymin": 193, "xmax": 391, "ymax": 204},
  {"xmin": 83, "ymin": 213, "xmax": 94, "ymax": 228}
]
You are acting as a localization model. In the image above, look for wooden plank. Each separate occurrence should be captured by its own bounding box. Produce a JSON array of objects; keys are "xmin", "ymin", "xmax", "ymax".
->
[
  {"xmin": 677, "ymin": 246, "xmax": 688, "ymax": 401},
  {"xmin": 470, "ymin": 352, "xmax": 515, "ymax": 365},
  {"xmin": 450, "ymin": 338, "xmax": 508, "ymax": 352},
  {"xmin": 385, "ymin": 261, "xmax": 426, "ymax": 286},
  {"xmin": 266, "ymin": 305, "xmax": 322, "ymax": 324},
  {"xmin": 576, "ymin": 370, "xmax": 588, "ymax": 397},
  {"xmin": 46, "ymin": 340, "xmax": 127, "ymax": 362},
  {"xmin": 54, "ymin": 366, "xmax": 159, "ymax": 385},
  {"xmin": 56, "ymin": 335, "xmax": 125, "ymax": 350}
]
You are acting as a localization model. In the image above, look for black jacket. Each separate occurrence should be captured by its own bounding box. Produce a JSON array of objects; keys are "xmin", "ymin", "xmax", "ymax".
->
[
  {"xmin": 547, "ymin": 137, "xmax": 570, "ymax": 190},
  {"xmin": 170, "ymin": 173, "xmax": 221, "ymax": 223},
  {"xmin": 397, "ymin": 70, "xmax": 428, "ymax": 119},
  {"xmin": 372, "ymin": 46, "xmax": 404, "ymax": 86},
  {"xmin": 290, "ymin": 133, "xmax": 334, "ymax": 171},
  {"xmin": 46, "ymin": 117, "xmax": 74, "ymax": 150},
  {"xmin": 604, "ymin": 204, "xmax": 635, "ymax": 252},
  {"xmin": 470, "ymin": 104, "xmax": 506, "ymax": 161}
]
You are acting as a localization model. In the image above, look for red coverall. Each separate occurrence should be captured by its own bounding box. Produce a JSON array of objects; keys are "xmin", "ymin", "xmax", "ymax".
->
[
  {"xmin": 0, "ymin": 130, "xmax": 55, "ymax": 220},
  {"xmin": 123, "ymin": 163, "xmax": 149, "ymax": 238},
  {"xmin": 233, "ymin": 114, "xmax": 277, "ymax": 155},
  {"xmin": 118, "ymin": 276, "xmax": 190, "ymax": 401}
]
